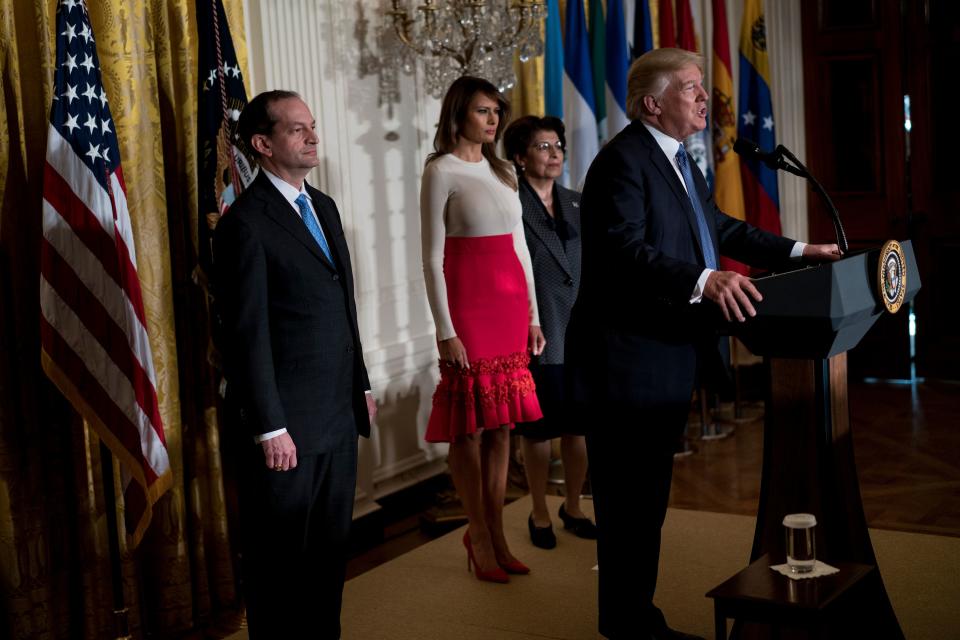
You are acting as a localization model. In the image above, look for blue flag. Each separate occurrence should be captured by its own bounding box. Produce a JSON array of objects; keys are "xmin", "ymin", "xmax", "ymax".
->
[
  {"xmin": 631, "ymin": 0, "xmax": 654, "ymax": 59},
  {"xmin": 606, "ymin": 0, "xmax": 631, "ymax": 137},
  {"xmin": 564, "ymin": 0, "xmax": 599, "ymax": 188},
  {"xmin": 544, "ymin": 0, "xmax": 563, "ymax": 118},
  {"xmin": 588, "ymin": 0, "xmax": 607, "ymax": 139}
]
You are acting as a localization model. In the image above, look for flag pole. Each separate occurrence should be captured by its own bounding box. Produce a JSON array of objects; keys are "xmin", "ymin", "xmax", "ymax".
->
[{"xmin": 100, "ymin": 441, "xmax": 133, "ymax": 640}]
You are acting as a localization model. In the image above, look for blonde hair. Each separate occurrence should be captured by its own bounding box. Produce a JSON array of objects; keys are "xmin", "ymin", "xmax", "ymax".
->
[{"xmin": 625, "ymin": 48, "xmax": 704, "ymax": 120}]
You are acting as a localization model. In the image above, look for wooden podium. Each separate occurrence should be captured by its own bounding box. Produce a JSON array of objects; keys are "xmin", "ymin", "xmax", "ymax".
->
[{"xmin": 719, "ymin": 240, "xmax": 920, "ymax": 638}]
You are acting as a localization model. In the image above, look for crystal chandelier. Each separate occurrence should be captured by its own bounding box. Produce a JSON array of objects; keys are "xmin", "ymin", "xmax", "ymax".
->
[{"xmin": 358, "ymin": 0, "xmax": 545, "ymax": 109}]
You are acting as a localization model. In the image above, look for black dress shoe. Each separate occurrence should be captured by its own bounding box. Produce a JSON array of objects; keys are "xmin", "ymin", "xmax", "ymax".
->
[
  {"xmin": 558, "ymin": 504, "xmax": 598, "ymax": 539},
  {"xmin": 528, "ymin": 514, "xmax": 556, "ymax": 549}
]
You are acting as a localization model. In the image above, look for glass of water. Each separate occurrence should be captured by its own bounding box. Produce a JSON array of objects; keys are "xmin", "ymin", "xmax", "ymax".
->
[{"xmin": 783, "ymin": 513, "xmax": 817, "ymax": 573}]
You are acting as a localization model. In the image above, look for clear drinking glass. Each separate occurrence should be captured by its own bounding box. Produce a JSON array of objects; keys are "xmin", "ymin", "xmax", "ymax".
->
[{"xmin": 783, "ymin": 513, "xmax": 817, "ymax": 573}]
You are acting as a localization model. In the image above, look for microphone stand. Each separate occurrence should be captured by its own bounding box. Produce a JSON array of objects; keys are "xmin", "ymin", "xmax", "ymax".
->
[{"xmin": 771, "ymin": 145, "xmax": 849, "ymax": 254}]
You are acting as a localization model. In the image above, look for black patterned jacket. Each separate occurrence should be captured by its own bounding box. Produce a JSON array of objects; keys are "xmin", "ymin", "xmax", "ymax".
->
[{"xmin": 519, "ymin": 178, "xmax": 582, "ymax": 366}]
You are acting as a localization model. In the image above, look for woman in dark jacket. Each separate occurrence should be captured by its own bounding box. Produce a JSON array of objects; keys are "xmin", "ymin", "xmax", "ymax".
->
[{"xmin": 504, "ymin": 116, "xmax": 597, "ymax": 549}]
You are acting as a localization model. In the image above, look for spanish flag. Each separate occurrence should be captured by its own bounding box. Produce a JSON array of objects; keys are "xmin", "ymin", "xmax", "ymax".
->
[{"xmin": 712, "ymin": 0, "xmax": 748, "ymax": 273}]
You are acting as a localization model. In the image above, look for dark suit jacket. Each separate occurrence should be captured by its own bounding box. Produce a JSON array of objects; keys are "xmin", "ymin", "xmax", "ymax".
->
[
  {"xmin": 519, "ymin": 178, "xmax": 581, "ymax": 366},
  {"xmin": 214, "ymin": 171, "xmax": 370, "ymax": 455},
  {"xmin": 566, "ymin": 121, "xmax": 795, "ymax": 408}
]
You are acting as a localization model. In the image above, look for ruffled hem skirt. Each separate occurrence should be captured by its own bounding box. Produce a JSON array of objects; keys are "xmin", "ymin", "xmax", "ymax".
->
[{"xmin": 425, "ymin": 234, "xmax": 542, "ymax": 443}]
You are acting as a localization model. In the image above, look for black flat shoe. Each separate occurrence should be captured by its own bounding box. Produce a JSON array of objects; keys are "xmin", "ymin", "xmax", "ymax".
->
[
  {"xmin": 528, "ymin": 514, "xmax": 556, "ymax": 549},
  {"xmin": 558, "ymin": 504, "xmax": 598, "ymax": 539}
]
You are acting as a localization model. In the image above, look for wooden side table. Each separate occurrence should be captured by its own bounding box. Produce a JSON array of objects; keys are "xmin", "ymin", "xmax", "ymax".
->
[{"xmin": 705, "ymin": 554, "xmax": 875, "ymax": 639}]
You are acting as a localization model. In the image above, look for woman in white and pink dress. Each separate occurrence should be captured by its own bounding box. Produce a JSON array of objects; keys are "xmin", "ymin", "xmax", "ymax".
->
[{"xmin": 420, "ymin": 76, "xmax": 545, "ymax": 583}]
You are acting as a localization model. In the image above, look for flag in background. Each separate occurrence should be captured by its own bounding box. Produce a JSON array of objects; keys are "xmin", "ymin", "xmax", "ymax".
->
[
  {"xmin": 588, "ymin": 0, "xmax": 607, "ymax": 141},
  {"xmin": 605, "ymin": 0, "xmax": 631, "ymax": 137},
  {"xmin": 658, "ymin": 0, "xmax": 676, "ymax": 48},
  {"xmin": 40, "ymin": 0, "xmax": 172, "ymax": 547},
  {"xmin": 676, "ymin": 0, "xmax": 697, "ymax": 51},
  {"xmin": 624, "ymin": 0, "xmax": 635, "ymax": 54},
  {"xmin": 631, "ymin": 0, "xmax": 654, "ymax": 59},
  {"xmin": 676, "ymin": 0, "xmax": 713, "ymax": 188},
  {"xmin": 544, "ymin": 0, "xmax": 564, "ymax": 118},
  {"xmin": 738, "ymin": 0, "xmax": 781, "ymax": 236},
  {"xmin": 711, "ymin": 0, "xmax": 748, "ymax": 274},
  {"xmin": 197, "ymin": 0, "xmax": 252, "ymax": 280},
  {"xmin": 563, "ymin": 0, "xmax": 599, "ymax": 188}
]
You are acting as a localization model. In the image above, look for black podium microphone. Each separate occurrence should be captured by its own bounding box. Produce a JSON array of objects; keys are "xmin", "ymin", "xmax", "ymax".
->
[
  {"xmin": 733, "ymin": 137, "xmax": 781, "ymax": 171},
  {"xmin": 733, "ymin": 138, "xmax": 848, "ymax": 253}
]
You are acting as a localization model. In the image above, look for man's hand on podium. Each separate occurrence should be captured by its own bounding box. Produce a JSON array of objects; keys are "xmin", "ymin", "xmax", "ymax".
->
[
  {"xmin": 802, "ymin": 243, "xmax": 843, "ymax": 262},
  {"xmin": 704, "ymin": 271, "xmax": 763, "ymax": 323}
]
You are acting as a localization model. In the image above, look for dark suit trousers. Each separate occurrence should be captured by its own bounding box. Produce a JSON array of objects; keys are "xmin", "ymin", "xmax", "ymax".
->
[
  {"xmin": 587, "ymin": 402, "xmax": 690, "ymax": 639},
  {"xmin": 238, "ymin": 428, "xmax": 358, "ymax": 639}
]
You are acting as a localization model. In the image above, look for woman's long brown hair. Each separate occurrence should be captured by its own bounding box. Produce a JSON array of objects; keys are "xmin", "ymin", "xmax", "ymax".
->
[{"xmin": 425, "ymin": 76, "xmax": 517, "ymax": 191}]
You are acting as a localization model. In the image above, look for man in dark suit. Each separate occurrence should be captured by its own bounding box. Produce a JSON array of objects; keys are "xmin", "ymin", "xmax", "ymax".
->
[
  {"xmin": 565, "ymin": 49, "xmax": 840, "ymax": 640},
  {"xmin": 214, "ymin": 90, "xmax": 376, "ymax": 639}
]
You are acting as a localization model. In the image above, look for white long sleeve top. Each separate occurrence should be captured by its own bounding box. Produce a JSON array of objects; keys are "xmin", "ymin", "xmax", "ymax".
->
[{"xmin": 420, "ymin": 153, "xmax": 540, "ymax": 341}]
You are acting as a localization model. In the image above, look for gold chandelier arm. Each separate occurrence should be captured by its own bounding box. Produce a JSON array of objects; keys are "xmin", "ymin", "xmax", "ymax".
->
[
  {"xmin": 389, "ymin": 10, "xmax": 428, "ymax": 56},
  {"xmin": 492, "ymin": 3, "xmax": 543, "ymax": 51},
  {"xmin": 454, "ymin": 2, "xmax": 483, "ymax": 47}
]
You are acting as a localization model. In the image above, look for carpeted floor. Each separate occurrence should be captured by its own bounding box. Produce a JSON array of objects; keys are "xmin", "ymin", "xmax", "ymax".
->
[{"xmin": 228, "ymin": 495, "xmax": 960, "ymax": 639}]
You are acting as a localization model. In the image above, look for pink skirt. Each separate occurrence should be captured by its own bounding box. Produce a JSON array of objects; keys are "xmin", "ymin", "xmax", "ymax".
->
[{"xmin": 425, "ymin": 234, "xmax": 543, "ymax": 442}]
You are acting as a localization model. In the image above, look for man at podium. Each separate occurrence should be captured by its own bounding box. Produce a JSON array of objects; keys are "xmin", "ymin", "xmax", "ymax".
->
[{"xmin": 565, "ymin": 48, "xmax": 842, "ymax": 640}]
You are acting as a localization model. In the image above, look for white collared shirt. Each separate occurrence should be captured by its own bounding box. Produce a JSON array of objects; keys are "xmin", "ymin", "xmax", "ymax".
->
[
  {"xmin": 643, "ymin": 122, "xmax": 688, "ymax": 194},
  {"xmin": 261, "ymin": 167, "xmax": 325, "ymax": 235}
]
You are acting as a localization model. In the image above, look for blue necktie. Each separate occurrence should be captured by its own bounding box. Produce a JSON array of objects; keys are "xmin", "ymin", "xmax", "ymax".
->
[
  {"xmin": 295, "ymin": 194, "xmax": 333, "ymax": 263},
  {"xmin": 675, "ymin": 144, "xmax": 718, "ymax": 270}
]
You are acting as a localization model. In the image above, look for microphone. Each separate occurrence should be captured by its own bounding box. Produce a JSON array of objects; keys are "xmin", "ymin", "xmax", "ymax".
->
[
  {"xmin": 733, "ymin": 138, "xmax": 805, "ymax": 177},
  {"xmin": 733, "ymin": 137, "xmax": 781, "ymax": 171},
  {"xmin": 733, "ymin": 138, "xmax": 849, "ymax": 253}
]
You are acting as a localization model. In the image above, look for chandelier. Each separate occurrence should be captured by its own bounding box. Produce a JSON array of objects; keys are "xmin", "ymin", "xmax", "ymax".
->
[{"xmin": 358, "ymin": 0, "xmax": 545, "ymax": 110}]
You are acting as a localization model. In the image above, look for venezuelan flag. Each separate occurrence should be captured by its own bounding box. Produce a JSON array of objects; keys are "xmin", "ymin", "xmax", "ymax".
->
[{"xmin": 737, "ymin": 0, "xmax": 781, "ymax": 236}]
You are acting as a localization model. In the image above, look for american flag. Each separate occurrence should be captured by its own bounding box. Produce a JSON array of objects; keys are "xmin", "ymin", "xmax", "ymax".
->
[{"xmin": 40, "ymin": 0, "xmax": 172, "ymax": 547}]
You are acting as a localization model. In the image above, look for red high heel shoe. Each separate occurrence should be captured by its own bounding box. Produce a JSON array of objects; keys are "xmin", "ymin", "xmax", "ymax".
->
[
  {"xmin": 497, "ymin": 557, "xmax": 531, "ymax": 575},
  {"xmin": 462, "ymin": 532, "xmax": 509, "ymax": 583}
]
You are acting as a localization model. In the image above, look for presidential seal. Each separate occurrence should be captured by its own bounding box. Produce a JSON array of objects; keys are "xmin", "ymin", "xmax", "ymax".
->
[{"xmin": 878, "ymin": 240, "xmax": 907, "ymax": 314}]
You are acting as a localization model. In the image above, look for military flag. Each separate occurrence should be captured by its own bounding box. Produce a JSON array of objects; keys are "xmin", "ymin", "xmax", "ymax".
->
[{"xmin": 197, "ymin": 0, "xmax": 253, "ymax": 279}]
